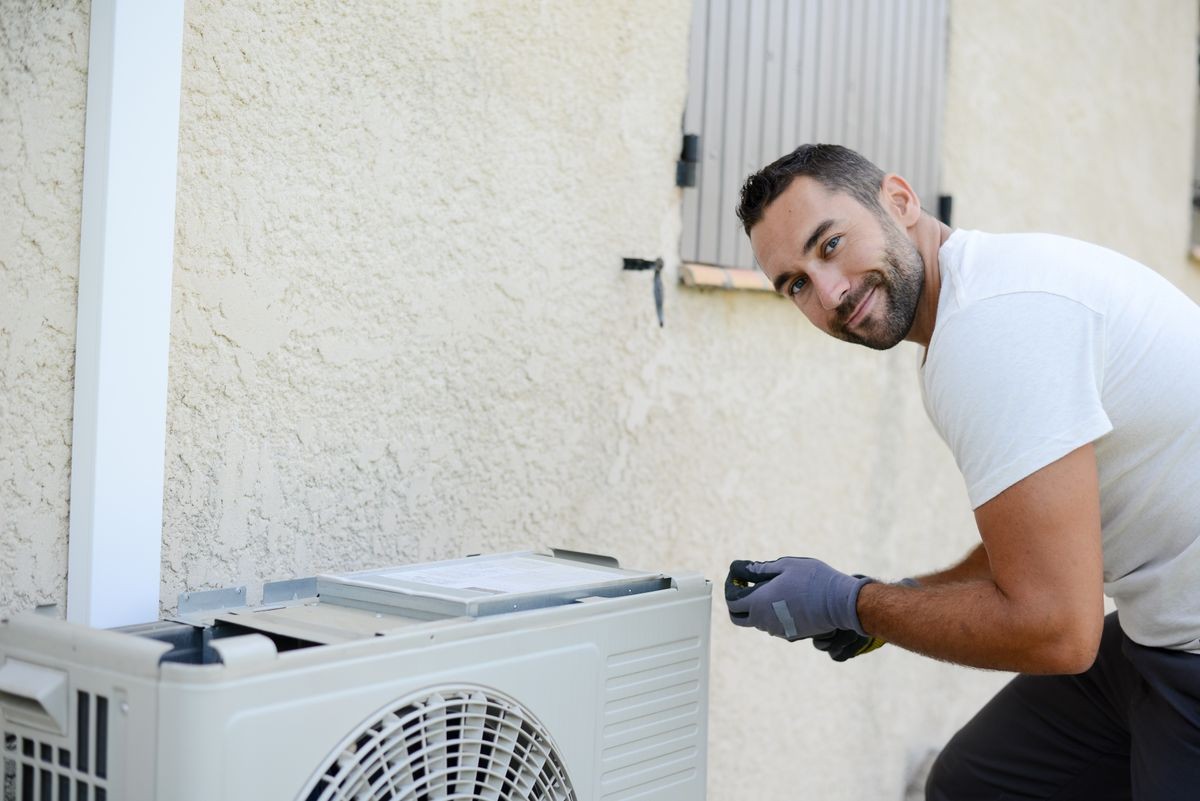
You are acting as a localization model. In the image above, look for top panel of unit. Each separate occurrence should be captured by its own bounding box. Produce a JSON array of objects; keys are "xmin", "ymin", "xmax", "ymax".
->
[{"xmin": 316, "ymin": 552, "xmax": 667, "ymax": 619}]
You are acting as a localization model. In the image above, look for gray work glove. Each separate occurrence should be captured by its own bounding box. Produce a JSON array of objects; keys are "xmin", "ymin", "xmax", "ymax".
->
[
  {"xmin": 725, "ymin": 557, "xmax": 873, "ymax": 642},
  {"xmin": 811, "ymin": 628, "xmax": 887, "ymax": 661},
  {"xmin": 811, "ymin": 577, "xmax": 920, "ymax": 660}
]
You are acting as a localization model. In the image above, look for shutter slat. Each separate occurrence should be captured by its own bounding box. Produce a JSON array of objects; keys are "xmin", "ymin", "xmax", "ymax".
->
[
  {"xmin": 716, "ymin": 1, "xmax": 750, "ymax": 268},
  {"xmin": 680, "ymin": 0, "xmax": 711, "ymax": 262},
  {"xmin": 759, "ymin": 0, "xmax": 788, "ymax": 168},
  {"xmin": 777, "ymin": 0, "xmax": 803, "ymax": 159},
  {"xmin": 735, "ymin": 0, "xmax": 771, "ymax": 269},
  {"xmin": 860, "ymin": 0, "xmax": 882, "ymax": 165},
  {"xmin": 695, "ymin": 0, "xmax": 730, "ymax": 265}
]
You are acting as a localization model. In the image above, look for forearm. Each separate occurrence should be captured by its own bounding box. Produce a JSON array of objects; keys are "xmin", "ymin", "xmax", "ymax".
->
[
  {"xmin": 726, "ymin": 450, "xmax": 1105, "ymax": 671},
  {"xmin": 856, "ymin": 579, "xmax": 1098, "ymax": 674},
  {"xmin": 911, "ymin": 543, "xmax": 991, "ymax": 586}
]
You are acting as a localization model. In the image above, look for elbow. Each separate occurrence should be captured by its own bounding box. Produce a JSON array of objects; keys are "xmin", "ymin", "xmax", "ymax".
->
[
  {"xmin": 1046, "ymin": 637, "xmax": 1100, "ymax": 675},
  {"xmin": 1040, "ymin": 614, "xmax": 1103, "ymax": 675}
]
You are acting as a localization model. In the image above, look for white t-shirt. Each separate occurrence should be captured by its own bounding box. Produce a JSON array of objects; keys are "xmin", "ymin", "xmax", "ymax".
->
[{"xmin": 921, "ymin": 230, "xmax": 1200, "ymax": 651}]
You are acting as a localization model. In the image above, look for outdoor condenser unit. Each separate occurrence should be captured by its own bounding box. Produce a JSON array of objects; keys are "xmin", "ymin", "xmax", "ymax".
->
[{"xmin": 0, "ymin": 551, "xmax": 711, "ymax": 801}]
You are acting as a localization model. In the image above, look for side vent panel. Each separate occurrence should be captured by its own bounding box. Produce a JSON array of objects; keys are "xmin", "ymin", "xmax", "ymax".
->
[
  {"xmin": 600, "ymin": 637, "xmax": 705, "ymax": 800},
  {"xmin": 2, "ymin": 690, "xmax": 110, "ymax": 801}
]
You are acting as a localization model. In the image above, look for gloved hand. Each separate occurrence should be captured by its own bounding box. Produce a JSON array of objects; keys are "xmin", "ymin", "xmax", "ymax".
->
[
  {"xmin": 811, "ymin": 577, "xmax": 919, "ymax": 661},
  {"xmin": 725, "ymin": 557, "xmax": 873, "ymax": 642},
  {"xmin": 812, "ymin": 629, "xmax": 886, "ymax": 661}
]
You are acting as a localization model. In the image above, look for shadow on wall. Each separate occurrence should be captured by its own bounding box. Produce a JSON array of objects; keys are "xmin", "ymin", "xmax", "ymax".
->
[{"xmin": 905, "ymin": 748, "xmax": 939, "ymax": 801}]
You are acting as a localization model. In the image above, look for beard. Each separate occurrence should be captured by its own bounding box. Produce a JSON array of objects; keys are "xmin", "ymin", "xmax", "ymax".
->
[{"xmin": 828, "ymin": 218, "xmax": 924, "ymax": 350}]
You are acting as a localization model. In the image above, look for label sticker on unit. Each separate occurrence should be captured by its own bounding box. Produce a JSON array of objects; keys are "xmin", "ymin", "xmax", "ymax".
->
[{"xmin": 375, "ymin": 557, "xmax": 632, "ymax": 594}]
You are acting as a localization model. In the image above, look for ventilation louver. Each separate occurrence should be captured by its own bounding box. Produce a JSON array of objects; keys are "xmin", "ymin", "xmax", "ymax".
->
[
  {"xmin": 302, "ymin": 687, "xmax": 575, "ymax": 801},
  {"xmin": 3, "ymin": 691, "xmax": 109, "ymax": 801}
]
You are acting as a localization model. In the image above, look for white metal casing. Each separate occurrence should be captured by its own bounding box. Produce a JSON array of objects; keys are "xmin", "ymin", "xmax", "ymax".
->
[{"xmin": 0, "ymin": 554, "xmax": 711, "ymax": 801}]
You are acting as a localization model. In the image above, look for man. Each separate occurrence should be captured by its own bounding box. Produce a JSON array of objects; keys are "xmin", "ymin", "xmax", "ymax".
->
[{"xmin": 725, "ymin": 143, "xmax": 1200, "ymax": 800}]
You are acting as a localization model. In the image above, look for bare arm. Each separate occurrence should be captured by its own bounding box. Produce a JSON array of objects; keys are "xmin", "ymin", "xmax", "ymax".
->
[
  {"xmin": 912, "ymin": 543, "xmax": 991, "ymax": 586},
  {"xmin": 857, "ymin": 443, "xmax": 1106, "ymax": 674}
]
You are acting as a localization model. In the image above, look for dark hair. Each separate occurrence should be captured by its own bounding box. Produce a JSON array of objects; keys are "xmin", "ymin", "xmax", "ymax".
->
[{"xmin": 736, "ymin": 144, "xmax": 887, "ymax": 234}]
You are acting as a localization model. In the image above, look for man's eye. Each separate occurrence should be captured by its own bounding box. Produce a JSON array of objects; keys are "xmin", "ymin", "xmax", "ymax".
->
[
  {"xmin": 823, "ymin": 235, "xmax": 842, "ymax": 256},
  {"xmin": 787, "ymin": 276, "xmax": 808, "ymax": 296}
]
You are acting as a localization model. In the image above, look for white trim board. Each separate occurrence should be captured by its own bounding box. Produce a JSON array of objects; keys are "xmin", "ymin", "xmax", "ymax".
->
[{"xmin": 67, "ymin": 0, "xmax": 186, "ymax": 628}]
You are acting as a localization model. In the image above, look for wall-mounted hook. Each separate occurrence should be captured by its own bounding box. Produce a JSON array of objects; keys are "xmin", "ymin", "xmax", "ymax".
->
[{"xmin": 622, "ymin": 257, "xmax": 664, "ymax": 327}]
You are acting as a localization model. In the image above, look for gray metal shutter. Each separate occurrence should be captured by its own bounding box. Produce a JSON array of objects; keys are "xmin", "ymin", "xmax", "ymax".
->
[{"xmin": 681, "ymin": 0, "xmax": 949, "ymax": 271}]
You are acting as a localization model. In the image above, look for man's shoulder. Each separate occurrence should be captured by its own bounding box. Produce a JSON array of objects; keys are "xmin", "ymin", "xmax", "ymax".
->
[
  {"xmin": 940, "ymin": 230, "xmax": 1149, "ymax": 316},
  {"xmin": 948, "ymin": 230, "xmax": 1126, "ymax": 280}
]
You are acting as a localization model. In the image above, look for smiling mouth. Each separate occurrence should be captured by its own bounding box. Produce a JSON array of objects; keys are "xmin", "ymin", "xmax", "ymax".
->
[{"xmin": 845, "ymin": 286, "xmax": 877, "ymax": 329}]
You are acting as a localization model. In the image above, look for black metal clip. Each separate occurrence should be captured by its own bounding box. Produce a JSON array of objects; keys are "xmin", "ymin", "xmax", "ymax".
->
[
  {"xmin": 676, "ymin": 134, "xmax": 701, "ymax": 187},
  {"xmin": 622, "ymin": 257, "xmax": 665, "ymax": 327}
]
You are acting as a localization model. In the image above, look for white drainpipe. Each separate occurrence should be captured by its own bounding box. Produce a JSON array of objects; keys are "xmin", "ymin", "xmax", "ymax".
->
[{"xmin": 67, "ymin": 0, "xmax": 186, "ymax": 628}]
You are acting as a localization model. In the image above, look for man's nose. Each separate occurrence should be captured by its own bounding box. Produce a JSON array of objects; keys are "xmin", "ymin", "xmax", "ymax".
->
[{"xmin": 811, "ymin": 267, "xmax": 850, "ymax": 311}]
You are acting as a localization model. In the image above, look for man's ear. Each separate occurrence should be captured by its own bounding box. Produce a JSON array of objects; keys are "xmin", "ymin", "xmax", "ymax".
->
[{"xmin": 879, "ymin": 173, "xmax": 921, "ymax": 228}]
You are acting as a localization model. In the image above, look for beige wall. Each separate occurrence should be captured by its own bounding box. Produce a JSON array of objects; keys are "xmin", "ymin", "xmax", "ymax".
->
[
  {"xmin": 943, "ymin": 0, "xmax": 1200, "ymax": 301},
  {"xmin": 0, "ymin": 2, "xmax": 88, "ymax": 616},
  {"xmin": 1, "ymin": 1, "xmax": 1196, "ymax": 799}
]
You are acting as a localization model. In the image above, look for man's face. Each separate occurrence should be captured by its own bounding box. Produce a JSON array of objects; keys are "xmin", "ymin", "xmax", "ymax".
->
[{"xmin": 750, "ymin": 176, "xmax": 924, "ymax": 350}]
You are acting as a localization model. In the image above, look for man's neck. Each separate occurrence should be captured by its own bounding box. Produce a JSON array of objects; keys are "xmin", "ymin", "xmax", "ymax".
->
[{"xmin": 905, "ymin": 213, "xmax": 953, "ymax": 348}]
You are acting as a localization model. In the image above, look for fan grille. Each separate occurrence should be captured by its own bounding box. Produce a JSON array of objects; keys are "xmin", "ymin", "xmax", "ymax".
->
[{"xmin": 300, "ymin": 687, "xmax": 577, "ymax": 801}]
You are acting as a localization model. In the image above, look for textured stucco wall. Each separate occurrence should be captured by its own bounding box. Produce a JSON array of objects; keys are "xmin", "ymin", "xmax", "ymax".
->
[
  {"xmin": 164, "ymin": 3, "xmax": 996, "ymax": 799},
  {"xmin": 943, "ymin": 0, "xmax": 1200, "ymax": 300},
  {"xmin": 3, "ymin": 1, "xmax": 1197, "ymax": 799},
  {"xmin": 0, "ymin": 2, "xmax": 88, "ymax": 616}
]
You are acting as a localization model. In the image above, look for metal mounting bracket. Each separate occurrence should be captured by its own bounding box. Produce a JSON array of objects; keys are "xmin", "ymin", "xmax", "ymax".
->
[
  {"xmin": 177, "ymin": 585, "xmax": 247, "ymax": 616},
  {"xmin": 262, "ymin": 576, "xmax": 318, "ymax": 604}
]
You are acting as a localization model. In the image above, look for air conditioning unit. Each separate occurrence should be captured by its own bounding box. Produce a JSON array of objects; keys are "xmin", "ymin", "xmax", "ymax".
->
[{"xmin": 0, "ymin": 551, "xmax": 711, "ymax": 801}]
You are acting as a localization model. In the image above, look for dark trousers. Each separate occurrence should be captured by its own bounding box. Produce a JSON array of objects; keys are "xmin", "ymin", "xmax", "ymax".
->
[{"xmin": 926, "ymin": 613, "xmax": 1200, "ymax": 801}]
